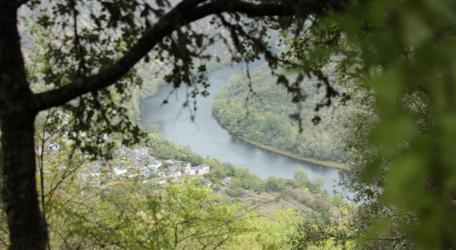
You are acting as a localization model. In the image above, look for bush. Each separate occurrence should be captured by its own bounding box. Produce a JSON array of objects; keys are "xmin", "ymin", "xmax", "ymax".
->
[
  {"xmin": 226, "ymin": 188, "xmax": 246, "ymax": 197},
  {"xmin": 264, "ymin": 177, "xmax": 286, "ymax": 193}
]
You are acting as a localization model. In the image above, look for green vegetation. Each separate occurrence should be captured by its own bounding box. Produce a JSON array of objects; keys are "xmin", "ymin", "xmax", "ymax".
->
[
  {"xmin": 55, "ymin": 179, "xmax": 284, "ymax": 249},
  {"xmin": 2, "ymin": 0, "xmax": 455, "ymax": 248},
  {"xmin": 238, "ymin": 135, "xmax": 347, "ymax": 169},
  {"xmin": 147, "ymin": 132, "xmax": 330, "ymax": 200},
  {"xmin": 213, "ymin": 66, "xmax": 360, "ymax": 166},
  {"xmin": 279, "ymin": 0, "xmax": 456, "ymax": 248},
  {"xmin": 0, "ymin": 126, "xmax": 351, "ymax": 249}
]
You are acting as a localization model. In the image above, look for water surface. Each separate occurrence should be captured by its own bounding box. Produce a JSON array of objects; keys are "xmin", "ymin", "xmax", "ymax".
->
[{"xmin": 140, "ymin": 64, "xmax": 344, "ymax": 194}]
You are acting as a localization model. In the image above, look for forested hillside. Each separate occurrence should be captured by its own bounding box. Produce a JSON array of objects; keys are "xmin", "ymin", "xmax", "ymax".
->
[{"xmin": 213, "ymin": 66, "xmax": 364, "ymax": 166}]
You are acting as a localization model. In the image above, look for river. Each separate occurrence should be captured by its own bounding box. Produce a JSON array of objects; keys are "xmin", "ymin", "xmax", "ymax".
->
[{"xmin": 139, "ymin": 64, "xmax": 345, "ymax": 194}]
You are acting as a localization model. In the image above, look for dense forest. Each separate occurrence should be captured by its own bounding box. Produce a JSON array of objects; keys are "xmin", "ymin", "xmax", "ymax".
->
[{"xmin": 213, "ymin": 66, "xmax": 366, "ymax": 166}]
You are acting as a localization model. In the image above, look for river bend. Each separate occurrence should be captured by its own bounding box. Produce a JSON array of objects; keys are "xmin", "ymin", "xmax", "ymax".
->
[{"xmin": 140, "ymin": 64, "xmax": 344, "ymax": 194}]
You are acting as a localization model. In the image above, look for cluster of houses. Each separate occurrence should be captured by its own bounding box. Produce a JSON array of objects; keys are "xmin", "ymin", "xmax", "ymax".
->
[{"xmin": 78, "ymin": 146, "xmax": 210, "ymax": 186}]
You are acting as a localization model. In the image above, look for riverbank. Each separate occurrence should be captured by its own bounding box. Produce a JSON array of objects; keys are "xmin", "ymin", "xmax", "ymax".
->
[
  {"xmin": 212, "ymin": 114, "xmax": 348, "ymax": 170},
  {"xmin": 212, "ymin": 65, "xmax": 353, "ymax": 167},
  {"xmin": 237, "ymin": 135, "xmax": 347, "ymax": 170}
]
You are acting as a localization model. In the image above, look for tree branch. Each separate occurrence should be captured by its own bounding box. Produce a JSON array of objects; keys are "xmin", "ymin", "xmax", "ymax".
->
[{"xmin": 33, "ymin": 0, "xmax": 329, "ymax": 111}]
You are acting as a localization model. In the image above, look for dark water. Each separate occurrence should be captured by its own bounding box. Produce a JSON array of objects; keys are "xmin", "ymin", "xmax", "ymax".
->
[{"xmin": 140, "ymin": 64, "xmax": 345, "ymax": 194}]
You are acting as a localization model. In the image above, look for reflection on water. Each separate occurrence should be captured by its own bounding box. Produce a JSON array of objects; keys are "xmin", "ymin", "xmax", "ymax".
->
[{"xmin": 140, "ymin": 64, "xmax": 346, "ymax": 195}]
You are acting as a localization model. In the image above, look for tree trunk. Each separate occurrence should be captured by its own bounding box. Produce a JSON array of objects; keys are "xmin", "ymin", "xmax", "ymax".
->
[
  {"xmin": 1, "ymin": 115, "xmax": 48, "ymax": 250},
  {"xmin": 0, "ymin": 5, "xmax": 48, "ymax": 250}
]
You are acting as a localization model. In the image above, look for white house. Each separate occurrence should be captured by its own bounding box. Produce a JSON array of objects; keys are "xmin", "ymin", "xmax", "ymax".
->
[
  {"xmin": 139, "ymin": 157, "xmax": 162, "ymax": 177},
  {"xmin": 113, "ymin": 167, "xmax": 128, "ymax": 176},
  {"xmin": 147, "ymin": 157, "xmax": 162, "ymax": 169},
  {"xmin": 192, "ymin": 164, "xmax": 210, "ymax": 176},
  {"xmin": 182, "ymin": 163, "xmax": 195, "ymax": 175}
]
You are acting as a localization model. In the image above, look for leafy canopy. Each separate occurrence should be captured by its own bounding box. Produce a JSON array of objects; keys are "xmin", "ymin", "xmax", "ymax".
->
[{"xmin": 278, "ymin": 0, "xmax": 456, "ymax": 248}]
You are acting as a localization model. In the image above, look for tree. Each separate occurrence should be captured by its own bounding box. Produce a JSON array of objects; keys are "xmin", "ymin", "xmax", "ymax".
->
[
  {"xmin": 5, "ymin": 0, "xmax": 456, "ymax": 249},
  {"xmin": 280, "ymin": 0, "xmax": 456, "ymax": 248},
  {"xmin": 293, "ymin": 170, "xmax": 310, "ymax": 188},
  {"xmin": 58, "ymin": 180, "xmax": 258, "ymax": 249},
  {"xmin": 0, "ymin": 0, "xmax": 344, "ymax": 248}
]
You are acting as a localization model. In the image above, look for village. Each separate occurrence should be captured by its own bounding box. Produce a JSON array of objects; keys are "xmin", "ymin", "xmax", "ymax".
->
[{"xmin": 75, "ymin": 146, "xmax": 210, "ymax": 186}]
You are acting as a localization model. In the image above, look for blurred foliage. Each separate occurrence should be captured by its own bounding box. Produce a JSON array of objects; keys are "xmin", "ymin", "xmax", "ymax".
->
[
  {"xmin": 278, "ymin": 0, "xmax": 456, "ymax": 248},
  {"xmin": 57, "ymin": 180, "xmax": 255, "ymax": 249},
  {"xmin": 289, "ymin": 211, "xmax": 354, "ymax": 250}
]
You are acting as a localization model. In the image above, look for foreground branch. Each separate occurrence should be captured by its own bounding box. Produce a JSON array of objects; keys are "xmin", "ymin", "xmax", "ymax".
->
[{"xmin": 33, "ymin": 0, "xmax": 334, "ymax": 111}]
